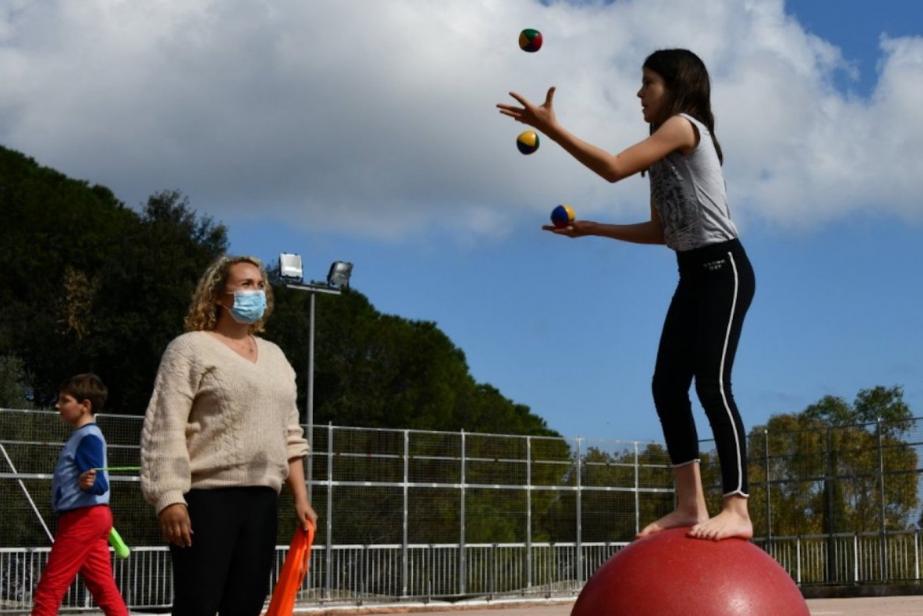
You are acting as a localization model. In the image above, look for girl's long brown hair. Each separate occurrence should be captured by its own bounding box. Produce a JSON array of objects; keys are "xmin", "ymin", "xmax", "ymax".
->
[{"xmin": 644, "ymin": 49, "xmax": 723, "ymax": 164}]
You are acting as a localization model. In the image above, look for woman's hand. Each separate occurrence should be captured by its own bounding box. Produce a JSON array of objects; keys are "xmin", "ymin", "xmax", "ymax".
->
[
  {"xmin": 286, "ymin": 456, "xmax": 316, "ymax": 530},
  {"xmin": 497, "ymin": 87, "xmax": 558, "ymax": 135},
  {"xmin": 159, "ymin": 503, "xmax": 193, "ymax": 547},
  {"xmin": 78, "ymin": 469, "xmax": 96, "ymax": 491},
  {"xmin": 294, "ymin": 496, "xmax": 317, "ymax": 531}
]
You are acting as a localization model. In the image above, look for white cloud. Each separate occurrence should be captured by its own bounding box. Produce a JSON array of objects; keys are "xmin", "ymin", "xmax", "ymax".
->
[{"xmin": 1, "ymin": 0, "xmax": 921, "ymax": 238}]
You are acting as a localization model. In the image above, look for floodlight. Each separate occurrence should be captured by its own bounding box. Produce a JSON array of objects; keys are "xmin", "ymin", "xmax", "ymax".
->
[
  {"xmin": 279, "ymin": 253, "xmax": 303, "ymax": 281},
  {"xmin": 327, "ymin": 261, "xmax": 353, "ymax": 289},
  {"xmin": 277, "ymin": 253, "xmax": 352, "ymax": 505}
]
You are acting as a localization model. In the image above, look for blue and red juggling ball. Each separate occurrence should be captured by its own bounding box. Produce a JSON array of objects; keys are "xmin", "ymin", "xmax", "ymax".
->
[
  {"xmin": 519, "ymin": 28, "xmax": 543, "ymax": 53},
  {"xmin": 550, "ymin": 204, "xmax": 575, "ymax": 228}
]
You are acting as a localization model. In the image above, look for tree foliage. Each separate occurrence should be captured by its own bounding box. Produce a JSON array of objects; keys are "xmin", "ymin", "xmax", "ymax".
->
[
  {"xmin": 1, "ymin": 144, "xmax": 227, "ymax": 411},
  {"xmin": 747, "ymin": 386, "xmax": 919, "ymax": 536},
  {"xmin": 266, "ymin": 283, "xmax": 556, "ymax": 435},
  {"xmin": 0, "ymin": 356, "xmax": 33, "ymax": 409},
  {"xmin": 1, "ymin": 144, "xmax": 555, "ymax": 437}
]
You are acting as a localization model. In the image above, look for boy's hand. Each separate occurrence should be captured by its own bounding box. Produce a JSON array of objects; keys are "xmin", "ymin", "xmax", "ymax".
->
[
  {"xmin": 159, "ymin": 503, "xmax": 193, "ymax": 547},
  {"xmin": 78, "ymin": 469, "xmax": 97, "ymax": 491}
]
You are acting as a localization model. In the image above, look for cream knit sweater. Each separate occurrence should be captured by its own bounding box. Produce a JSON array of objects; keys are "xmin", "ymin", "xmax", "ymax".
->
[{"xmin": 140, "ymin": 331, "xmax": 309, "ymax": 514}]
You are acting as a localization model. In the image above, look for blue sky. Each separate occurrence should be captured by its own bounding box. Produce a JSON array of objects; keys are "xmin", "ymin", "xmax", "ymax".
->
[
  {"xmin": 785, "ymin": 0, "xmax": 923, "ymax": 95},
  {"xmin": 229, "ymin": 182, "xmax": 923, "ymax": 441},
  {"xmin": 2, "ymin": 1, "xmax": 921, "ymax": 440}
]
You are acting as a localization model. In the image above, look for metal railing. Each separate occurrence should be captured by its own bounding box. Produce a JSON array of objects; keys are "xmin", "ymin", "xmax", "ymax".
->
[
  {"xmin": 760, "ymin": 531, "xmax": 922, "ymax": 585},
  {"xmin": 2, "ymin": 408, "xmax": 922, "ymax": 612},
  {"xmin": 2, "ymin": 531, "xmax": 922, "ymax": 612}
]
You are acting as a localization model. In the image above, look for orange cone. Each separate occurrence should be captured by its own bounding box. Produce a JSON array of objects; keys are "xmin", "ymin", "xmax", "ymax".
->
[{"xmin": 265, "ymin": 521, "xmax": 316, "ymax": 616}]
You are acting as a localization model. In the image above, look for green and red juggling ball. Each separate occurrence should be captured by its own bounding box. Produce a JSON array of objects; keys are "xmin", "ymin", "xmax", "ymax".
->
[{"xmin": 519, "ymin": 28, "xmax": 543, "ymax": 52}]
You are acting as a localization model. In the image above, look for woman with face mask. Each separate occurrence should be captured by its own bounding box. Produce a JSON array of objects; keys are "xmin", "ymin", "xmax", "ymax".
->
[{"xmin": 141, "ymin": 256, "xmax": 316, "ymax": 616}]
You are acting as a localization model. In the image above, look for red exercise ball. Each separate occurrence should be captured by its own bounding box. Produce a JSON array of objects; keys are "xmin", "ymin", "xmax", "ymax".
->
[{"xmin": 571, "ymin": 527, "xmax": 809, "ymax": 616}]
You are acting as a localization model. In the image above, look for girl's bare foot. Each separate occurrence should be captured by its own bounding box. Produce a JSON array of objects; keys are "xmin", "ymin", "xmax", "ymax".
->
[
  {"xmin": 638, "ymin": 509, "xmax": 708, "ymax": 538},
  {"xmin": 638, "ymin": 461, "xmax": 710, "ymax": 538},
  {"xmin": 688, "ymin": 496, "xmax": 753, "ymax": 541}
]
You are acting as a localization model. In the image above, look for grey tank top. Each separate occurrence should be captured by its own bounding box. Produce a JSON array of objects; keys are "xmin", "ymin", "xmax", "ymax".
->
[{"xmin": 649, "ymin": 113, "xmax": 738, "ymax": 251}]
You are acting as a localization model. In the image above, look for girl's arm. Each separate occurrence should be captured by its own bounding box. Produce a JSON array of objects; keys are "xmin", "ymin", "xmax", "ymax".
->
[{"xmin": 497, "ymin": 88, "xmax": 697, "ymax": 182}]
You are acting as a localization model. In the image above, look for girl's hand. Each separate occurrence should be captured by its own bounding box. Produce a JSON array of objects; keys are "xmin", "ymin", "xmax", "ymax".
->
[
  {"xmin": 78, "ymin": 469, "xmax": 96, "ymax": 491},
  {"xmin": 158, "ymin": 503, "xmax": 193, "ymax": 547},
  {"xmin": 542, "ymin": 220, "xmax": 593, "ymax": 238},
  {"xmin": 497, "ymin": 87, "xmax": 558, "ymax": 134},
  {"xmin": 294, "ymin": 496, "xmax": 318, "ymax": 530}
]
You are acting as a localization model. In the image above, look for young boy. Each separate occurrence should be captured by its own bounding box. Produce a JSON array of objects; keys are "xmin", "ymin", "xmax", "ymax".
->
[{"xmin": 31, "ymin": 373, "xmax": 128, "ymax": 616}]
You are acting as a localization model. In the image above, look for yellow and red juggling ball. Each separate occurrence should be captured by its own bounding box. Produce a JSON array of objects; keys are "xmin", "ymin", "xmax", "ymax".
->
[
  {"xmin": 519, "ymin": 28, "xmax": 543, "ymax": 52},
  {"xmin": 516, "ymin": 130, "xmax": 540, "ymax": 155},
  {"xmin": 550, "ymin": 204, "xmax": 575, "ymax": 228}
]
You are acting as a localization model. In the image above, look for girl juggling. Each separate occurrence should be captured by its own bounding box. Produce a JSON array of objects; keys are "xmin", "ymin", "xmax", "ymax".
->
[{"xmin": 498, "ymin": 49, "xmax": 755, "ymax": 541}]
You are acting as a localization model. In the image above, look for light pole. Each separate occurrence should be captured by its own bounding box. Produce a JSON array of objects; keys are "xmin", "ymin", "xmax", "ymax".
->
[{"xmin": 279, "ymin": 254, "xmax": 353, "ymax": 502}]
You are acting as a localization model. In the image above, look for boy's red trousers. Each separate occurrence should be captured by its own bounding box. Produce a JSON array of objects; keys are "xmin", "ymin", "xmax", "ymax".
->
[{"xmin": 31, "ymin": 505, "xmax": 128, "ymax": 616}]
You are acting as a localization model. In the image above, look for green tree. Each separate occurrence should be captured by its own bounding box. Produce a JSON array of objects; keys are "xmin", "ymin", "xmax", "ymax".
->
[
  {"xmin": 0, "ymin": 355, "xmax": 33, "ymax": 409},
  {"xmin": 3, "ymin": 143, "xmax": 556, "ymax": 435},
  {"xmin": 88, "ymin": 190, "xmax": 227, "ymax": 412},
  {"xmin": 530, "ymin": 442, "xmax": 673, "ymax": 544},
  {"xmin": 1, "ymin": 145, "xmax": 227, "ymax": 412},
  {"xmin": 3, "ymin": 143, "xmax": 570, "ymax": 553},
  {"xmin": 749, "ymin": 386, "xmax": 918, "ymax": 538},
  {"xmin": 265, "ymin": 283, "xmax": 558, "ymax": 436}
]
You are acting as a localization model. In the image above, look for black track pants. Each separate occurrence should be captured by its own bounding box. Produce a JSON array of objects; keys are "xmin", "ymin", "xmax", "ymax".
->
[
  {"xmin": 169, "ymin": 486, "xmax": 279, "ymax": 616},
  {"xmin": 652, "ymin": 238, "xmax": 755, "ymax": 496}
]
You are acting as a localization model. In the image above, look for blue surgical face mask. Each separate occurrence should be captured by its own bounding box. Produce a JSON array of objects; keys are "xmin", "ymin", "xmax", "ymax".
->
[{"xmin": 227, "ymin": 289, "xmax": 266, "ymax": 324}]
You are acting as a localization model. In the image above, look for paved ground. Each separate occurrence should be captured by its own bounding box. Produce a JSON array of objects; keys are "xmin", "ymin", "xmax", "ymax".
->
[
  {"xmin": 805, "ymin": 595, "xmax": 923, "ymax": 616},
  {"xmin": 284, "ymin": 595, "xmax": 923, "ymax": 616},
  {"xmin": 104, "ymin": 594, "xmax": 923, "ymax": 615}
]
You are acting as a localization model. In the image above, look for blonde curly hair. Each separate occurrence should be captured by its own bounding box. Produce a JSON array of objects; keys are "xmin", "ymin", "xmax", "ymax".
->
[{"xmin": 184, "ymin": 255, "xmax": 274, "ymax": 333}]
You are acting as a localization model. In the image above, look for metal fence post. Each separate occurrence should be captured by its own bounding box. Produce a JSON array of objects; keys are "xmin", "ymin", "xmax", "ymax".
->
[
  {"xmin": 823, "ymin": 427, "xmax": 835, "ymax": 583},
  {"xmin": 402, "ymin": 429, "xmax": 409, "ymax": 597},
  {"xmin": 764, "ymin": 429, "xmax": 772, "ymax": 545},
  {"xmin": 491, "ymin": 541, "xmax": 497, "ymax": 599},
  {"xmin": 575, "ymin": 437, "xmax": 583, "ymax": 586},
  {"xmin": 876, "ymin": 417, "xmax": 887, "ymax": 581},
  {"xmin": 526, "ymin": 435, "xmax": 532, "ymax": 591},
  {"xmin": 459, "ymin": 430, "xmax": 466, "ymax": 596},
  {"xmin": 853, "ymin": 534, "xmax": 859, "ymax": 583},
  {"xmin": 325, "ymin": 422, "xmax": 334, "ymax": 599},
  {"xmin": 914, "ymin": 529, "xmax": 920, "ymax": 581},
  {"xmin": 633, "ymin": 441, "xmax": 640, "ymax": 537},
  {"xmin": 306, "ymin": 293, "xmax": 315, "ymax": 505}
]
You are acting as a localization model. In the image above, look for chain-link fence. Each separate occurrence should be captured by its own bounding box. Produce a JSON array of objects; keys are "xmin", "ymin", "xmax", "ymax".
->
[{"xmin": 2, "ymin": 408, "xmax": 922, "ymax": 611}]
